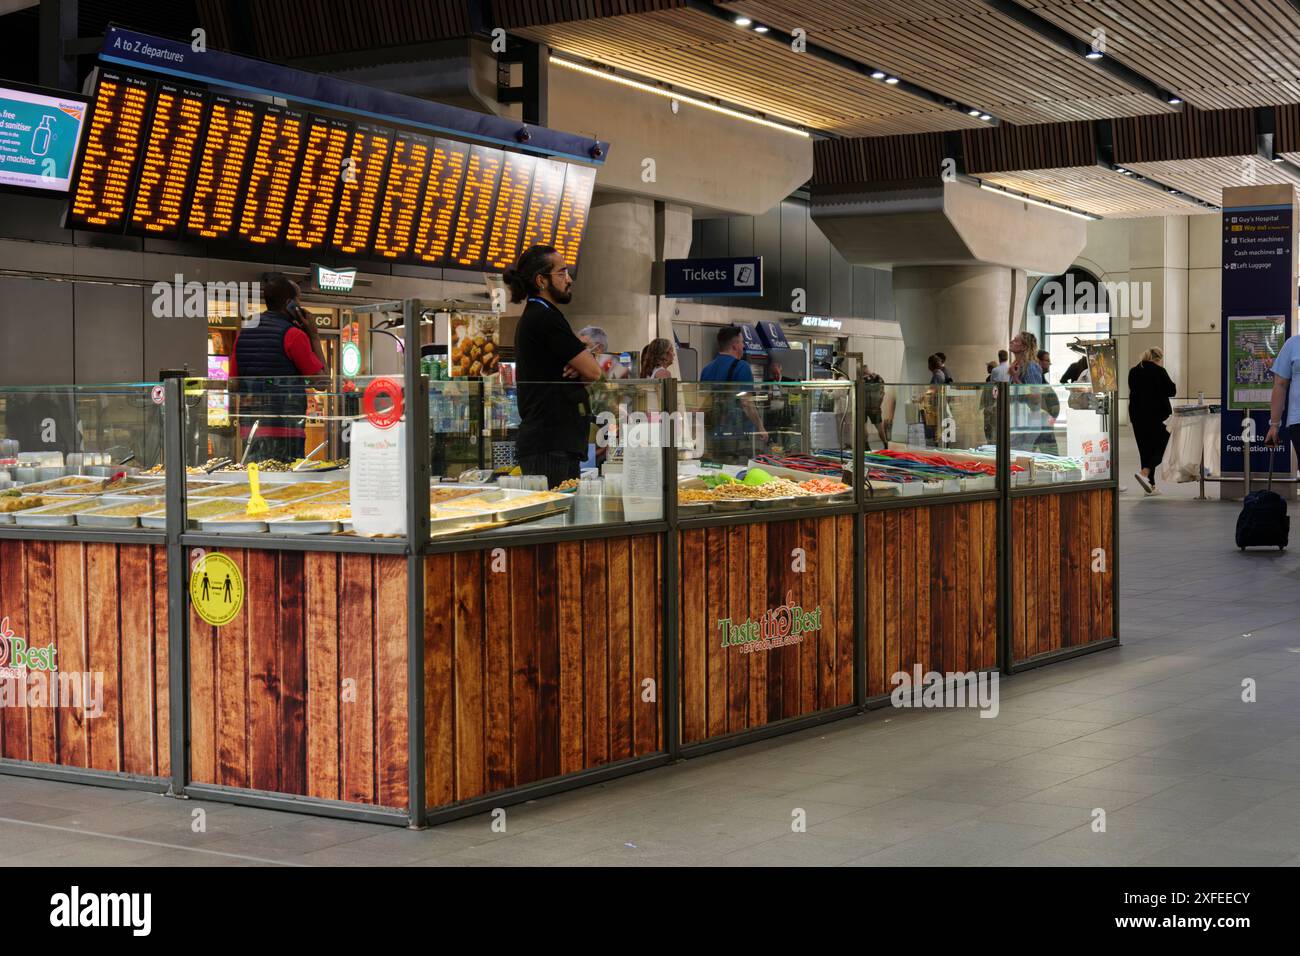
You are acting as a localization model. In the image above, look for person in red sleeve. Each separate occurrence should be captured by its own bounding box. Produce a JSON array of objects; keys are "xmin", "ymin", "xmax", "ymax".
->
[{"xmin": 230, "ymin": 273, "xmax": 328, "ymax": 463}]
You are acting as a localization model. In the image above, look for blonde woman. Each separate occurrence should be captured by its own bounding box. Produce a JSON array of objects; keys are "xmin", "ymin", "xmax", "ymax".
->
[
  {"xmin": 639, "ymin": 338, "xmax": 675, "ymax": 379},
  {"xmin": 1128, "ymin": 347, "xmax": 1176, "ymax": 494},
  {"xmin": 1009, "ymin": 331, "xmax": 1043, "ymax": 384}
]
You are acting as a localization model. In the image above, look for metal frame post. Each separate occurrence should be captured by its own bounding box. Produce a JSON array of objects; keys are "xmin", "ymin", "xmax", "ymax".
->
[
  {"xmin": 997, "ymin": 382, "xmax": 1012, "ymax": 675},
  {"xmin": 162, "ymin": 375, "xmax": 190, "ymax": 796},
  {"xmin": 662, "ymin": 378, "xmax": 680, "ymax": 760},
  {"xmin": 404, "ymin": 299, "xmax": 429, "ymax": 828},
  {"xmin": 853, "ymin": 377, "xmax": 867, "ymax": 707}
]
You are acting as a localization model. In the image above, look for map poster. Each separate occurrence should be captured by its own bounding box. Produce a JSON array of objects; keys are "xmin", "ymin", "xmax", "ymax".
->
[{"xmin": 1227, "ymin": 316, "xmax": 1285, "ymax": 410}]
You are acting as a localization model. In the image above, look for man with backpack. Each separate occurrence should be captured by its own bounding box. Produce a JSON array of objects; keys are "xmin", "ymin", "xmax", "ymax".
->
[{"xmin": 700, "ymin": 326, "xmax": 768, "ymax": 462}]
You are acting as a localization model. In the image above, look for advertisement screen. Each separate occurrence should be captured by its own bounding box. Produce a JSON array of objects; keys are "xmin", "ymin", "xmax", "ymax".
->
[{"xmin": 0, "ymin": 81, "xmax": 88, "ymax": 195}]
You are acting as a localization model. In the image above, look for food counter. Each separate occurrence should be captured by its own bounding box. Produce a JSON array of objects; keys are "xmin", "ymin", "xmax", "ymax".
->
[{"xmin": 0, "ymin": 313, "xmax": 1119, "ymax": 827}]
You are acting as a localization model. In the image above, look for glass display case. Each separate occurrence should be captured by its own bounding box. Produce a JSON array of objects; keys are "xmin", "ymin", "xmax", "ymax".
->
[
  {"xmin": 674, "ymin": 380, "xmax": 855, "ymax": 515},
  {"xmin": 1009, "ymin": 383, "xmax": 1114, "ymax": 486},
  {"xmin": 858, "ymin": 383, "xmax": 1000, "ymax": 498},
  {"xmin": 0, "ymin": 383, "xmax": 166, "ymax": 530}
]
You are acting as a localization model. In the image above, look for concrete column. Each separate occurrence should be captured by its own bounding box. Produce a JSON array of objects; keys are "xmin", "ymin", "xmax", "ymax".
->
[
  {"xmin": 891, "ymin": 264, "xmax": 1027, "ymax": 383},
  {"xmin": 564, "ymin": 193, "xmax": 657, "ymax": 358}
]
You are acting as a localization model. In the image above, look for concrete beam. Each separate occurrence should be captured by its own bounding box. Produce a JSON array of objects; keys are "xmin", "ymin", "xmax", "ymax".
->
[
  {"xmin": 545, "ymin": 61, "xmax": 811, "ymax": 217},
  {"xmin": 812, "ymin": 179, "xmax": 1087, "ymax": 273}
]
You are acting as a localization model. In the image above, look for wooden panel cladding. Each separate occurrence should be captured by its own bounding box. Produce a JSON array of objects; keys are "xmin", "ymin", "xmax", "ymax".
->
[
  {"xmin": 197, "ymin": 0, "xmax": 473, "ymax": 59},
  {"xmin": 1010, "ymin": 489, "xmax": 1114, "ymax": 665},
  {"xmin": 1023, "ymin": 0, "xmax": 1300, "ymax": 111},
  {"xmin": 425, "ymin": 535, "xmax": 663, "ymax": 808},
  {"xmin": 1274, "ymin": 105, "xmax": 1300, "ymax": 154},
  {"xmin": 188, "ymin": 550, "xmax": 408, "ymax": 808},
  {"xmin": 1113, "ymin": 108, "xmax": 1257, "ymax": 164},
  {"xmin": 962, "ymin": 122, "xmax": 1096, "ymax": 175},
  {"xmin": 813, "ymin": 134, "xmax": 947, "ymax": 187},
  {"xmin": 0, "ymin": 541, "xmax": 169, "ymax": 777},
  {"xmin": 1123, "ymin": 156, "xmax": 1300, "ymax": 208},
  {"xmin": 864, "ymin": 501, "xmax": 998, "ymax": 699},
  {"xmin": 679, "ymin": 516, "xmax": 854, "ymax": 745},
  {"xmin": 493, "ymin": 0, "xmax": 685, "ymax": 29}
]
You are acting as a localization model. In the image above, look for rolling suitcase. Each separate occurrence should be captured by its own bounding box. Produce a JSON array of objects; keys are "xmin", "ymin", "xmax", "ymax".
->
[{"xmin": 1235, "ymin": 447, "xmax": 1289, "ymax": 551}]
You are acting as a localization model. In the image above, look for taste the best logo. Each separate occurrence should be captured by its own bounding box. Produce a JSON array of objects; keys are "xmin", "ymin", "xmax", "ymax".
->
[
  {"xmin": 0, "ymin": 616, "xmax": 58, "ymax": 679},
  {"xmin": 717, "ymin": 591, "xmax": 824, "ymax": 653}
]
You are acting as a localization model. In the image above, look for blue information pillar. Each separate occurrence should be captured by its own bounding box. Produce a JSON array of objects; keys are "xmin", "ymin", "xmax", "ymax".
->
[{"xmin": 1220, "ymin": 185, "xmax": 1297, "ymax": 479}]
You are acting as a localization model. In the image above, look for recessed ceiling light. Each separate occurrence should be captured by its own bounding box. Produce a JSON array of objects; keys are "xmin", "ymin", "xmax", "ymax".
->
[
  {"xmin": 734, "ymin": 16, "xmax": 752, "ymax": 27},
  {"xmin": 871, "ymin": 71, "xmax": 886, "ymax": 80},
  {"xmin": 980, "ymin": 114, "xmax": 992, "ymax": 121},
  {"xmin": 968, "ymin": 109, "xmax": 981, "ymax": 116},
  {"xmin": 1085, "ymin": 50, "xmax": 1103, "ymax": 60},
  {"xmin": 1168, "ymin": 95, "xmax": 1182, "ymax": 105},
  {"xmin": 885, "ymin": 76, "xmax": 899, "ymax": 84},
  {"xmin": 1274, "ymin": 157, "xmax": 1285, "ymax": 163},
  {"xmin": 754, "ymin": 24, "xmax": 769, "ymax": 33}
]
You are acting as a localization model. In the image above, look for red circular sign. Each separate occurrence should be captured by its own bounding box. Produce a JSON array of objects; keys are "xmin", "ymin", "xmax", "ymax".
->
[{"xmin": 362, "ymin": 378, "xmax": 404, "ymax": 429}]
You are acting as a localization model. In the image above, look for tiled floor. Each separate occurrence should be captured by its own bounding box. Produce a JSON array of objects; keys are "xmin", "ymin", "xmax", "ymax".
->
[{"xmin": 3, "ymin": 470, "xmax": 1300, "ymax": 865}]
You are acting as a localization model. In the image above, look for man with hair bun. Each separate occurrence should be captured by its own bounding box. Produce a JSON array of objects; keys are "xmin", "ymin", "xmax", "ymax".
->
[{"xmin": 505, "ymin": 245, "xmax": 603, "ymax": 489}]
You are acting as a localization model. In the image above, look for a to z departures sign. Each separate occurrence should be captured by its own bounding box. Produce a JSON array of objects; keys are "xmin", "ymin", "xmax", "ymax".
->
[{"xmin": 65, "ymin": 68, "xmax": 599, "ymax": 271}]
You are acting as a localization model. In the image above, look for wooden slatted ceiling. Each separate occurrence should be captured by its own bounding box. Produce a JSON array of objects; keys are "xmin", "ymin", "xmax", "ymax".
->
[
  {"xmin": 720, "ymin": 0, "xmax": 1174, "ymax": 124},
  {"xmin": 1123, "ymin": 156, "xmax": 1300, "ymax": 206},
  {"xmin": 494, "ymin": 0, "xmax": 686, "ymax": 27},
  {"xmin": 962, "ymin": 121, "xmax": 1096, "ymax": 173},
  {"xmin": 981, "ymin": 166, "xmax": 1208, "ymax": 216},
  {"xmin": 514, "ymin": 7, "xmax": 988, "ymax": 136},
  {"xmin": 197, "ymin": 0, "xmax": 473, "ymax": 58},
  {"xmin": 1019, "ymin": 0, "xmax": 1300, "ymax": 110}
]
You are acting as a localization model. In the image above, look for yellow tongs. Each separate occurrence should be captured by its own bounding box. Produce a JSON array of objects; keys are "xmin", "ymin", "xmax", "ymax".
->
[{"xmin": 245, "ymin": 462, "xmax": 269, "ymax": 515}]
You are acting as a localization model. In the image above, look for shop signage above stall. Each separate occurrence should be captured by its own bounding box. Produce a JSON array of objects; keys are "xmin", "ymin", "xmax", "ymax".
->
[
  {"xmin": 312, "ymin": 264, "xmax": 357, "ymax": 294},
  {"xmin": 62, "ymin": 27, "xmax": 607, "ymax": 273},
  {"xmin": 663, "ymin": 256, "xmax": 762, "ymax": 297},
  {"xmin": 799, "ymin": 316, "xmax": 842, "ymax": 330},
  {"xmin": 0, "ymin": 80, "xmax": 88, "ymax": 196}
]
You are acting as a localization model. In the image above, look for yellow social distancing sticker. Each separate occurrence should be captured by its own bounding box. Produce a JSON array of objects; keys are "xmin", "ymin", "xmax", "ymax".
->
[{"xmin": 190, "ymin": 552, "xmax": 244, "ymax": 627}]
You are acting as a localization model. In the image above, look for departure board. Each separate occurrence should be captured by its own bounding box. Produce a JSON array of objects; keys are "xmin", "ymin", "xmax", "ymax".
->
[
  {"xmin": 553, "ymin": 164, "xmax": 598, "ymax": 268},
  {"xmin": 372, "ymin": 132, "xmax": 432, "ymax": 260},
  {"xmin": 519, "ymin": 158, "xmax": 567, "ymax": 252},
  {"xmin": 331, "ymin": 124, "xmax": 392, "ymax": 256},
  {"xmin": 412, "ymin": 139, "xmax": 469, "ymax": 267},
  {"xmin": 66, "ymin": 71, "xmax": 152, "ymax": 230},
  {"xmin": 284, "ymin": 116, "xmax": 352, "ymax": 250},
  {"xmin": 185, "ymin": 94, "xmax": 259, "ymax": 240},
  {"xmin": 67, "ymin": 67, "xmax": 600, "ymax": 270},
  {"xmin": 128, "ymin": 82, "xmax": 206, "ymax": 236},
  {"xmin": 449, "ymin": 146, "xmax": 504, "ymax": 269},
  {"xmin": 237, "ymin": 106, "xmax": 306, "ymax": 245},
  {"xmin": 485, "ymin": 152, "xmax": 537, "ymax": 271}
]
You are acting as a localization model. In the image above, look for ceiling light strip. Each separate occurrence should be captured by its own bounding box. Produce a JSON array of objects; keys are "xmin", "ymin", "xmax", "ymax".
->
[
  {"xmin": 978, "ymin": 182, "xmax": 1099, "ymax": 220},
  {"xmin": 550, "ymin": 56, "xmax": 810, "ymax": 137}
]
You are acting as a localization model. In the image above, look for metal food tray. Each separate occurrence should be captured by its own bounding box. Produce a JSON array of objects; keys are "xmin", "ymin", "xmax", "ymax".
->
[
  {"xmin": 15, "ymin": 475, "xmax": 104, "ymax": 496},
  {"xmin": 78, "ymin": 496, "xmax": 164, "ymax": 529},
  {"xmin": 265, "ymin": 519, "xmax": 343, "ymax": 536},
  {"xmin": 205, "ymin": 468, "xmax": 350, "ymax": 484},
  {"xmin": 753, "ymin": 496, "xmax": 800, "ymax": 510},
  {"xmin": 198, "ymin": 517, "xmax": 270, "ymax": 534},
  {"xmin": 709, "ymin": 498, "xmax": 753, "ymax": 512},
  {"xmin": 14, "ymin": 496, "xmax": 101, "ymax": 527}
]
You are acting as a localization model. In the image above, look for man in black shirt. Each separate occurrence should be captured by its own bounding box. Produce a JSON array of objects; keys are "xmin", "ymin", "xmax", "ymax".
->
[{"xmin": 505, "ymin": 245, "xmax": 603, "ymax": 488}]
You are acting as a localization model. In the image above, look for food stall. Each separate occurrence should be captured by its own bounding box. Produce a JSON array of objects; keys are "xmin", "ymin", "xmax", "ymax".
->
[{"xmin": 0, "ymin": 309, "xmax": 1120, "ymax": 826}]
